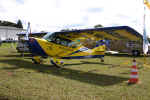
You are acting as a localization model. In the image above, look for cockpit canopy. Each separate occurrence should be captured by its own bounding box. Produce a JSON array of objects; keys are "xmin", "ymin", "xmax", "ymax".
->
[
  {"xmin": 43, "ymin": 32, "xmax": 75, "ymax": 47},
  {"xmin": 43, "ymin": 32, "xmax": 106, "ymax": 49}
]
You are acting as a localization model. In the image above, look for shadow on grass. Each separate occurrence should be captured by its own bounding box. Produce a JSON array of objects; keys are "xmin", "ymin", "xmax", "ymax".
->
[
  {"xmin": 64, "ymin": 61, "xmax": 114, "ymax": 66},
  {"xmin": 3, "ymin": 53, "xmax": 32, "ymax": 58},
  {"xmin": 0, "ymin": 59, "xmax": 128, "ymax": 86},
  {"xmin": 106, "ymin": 53, "xmax": 145, "ymax": 58},
  {"xmin": 64, "ymin": 61, "xmax": 120, "ymax": 67},
  {"xmin": 0, "ymin": 96, "xmax": 9, "ymax": 100}
]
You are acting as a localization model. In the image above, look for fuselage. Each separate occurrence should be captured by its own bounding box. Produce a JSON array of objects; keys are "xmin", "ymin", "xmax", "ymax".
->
[{"xmin": 28, "ymin": 32, "xmax": 106, "ymax": 59}]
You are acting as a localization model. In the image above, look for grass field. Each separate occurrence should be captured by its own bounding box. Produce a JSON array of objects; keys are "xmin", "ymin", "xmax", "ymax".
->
[{"xmin": 0, "ymin": 43, "xmax": 150, "ymax": 100}]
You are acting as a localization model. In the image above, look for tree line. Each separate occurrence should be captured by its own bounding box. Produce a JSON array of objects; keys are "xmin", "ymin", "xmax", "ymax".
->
[{"xmin": 0, "ymin": 19, "xmax": 23, "ymax": 28}]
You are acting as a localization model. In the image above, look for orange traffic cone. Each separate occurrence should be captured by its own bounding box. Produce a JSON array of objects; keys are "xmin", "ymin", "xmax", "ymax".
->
[{"xmin": 128, "ymin": 59, "xmax": 139, "ymax": 84}]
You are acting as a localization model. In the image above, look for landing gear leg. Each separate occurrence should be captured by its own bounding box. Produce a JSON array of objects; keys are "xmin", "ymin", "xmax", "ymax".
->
[
  {"xmin": 50, "ymin": 58, "xmax": 64, "ymax": 68},
  {"xmin": 32, "ymin": 56, "xmax": 43, "ymax": 64}
]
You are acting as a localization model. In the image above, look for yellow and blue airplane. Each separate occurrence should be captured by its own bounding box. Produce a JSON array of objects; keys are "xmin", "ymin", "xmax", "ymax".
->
[{"xmin": 25, "ymin": 23, "xmax": 142, "ymax": 67}]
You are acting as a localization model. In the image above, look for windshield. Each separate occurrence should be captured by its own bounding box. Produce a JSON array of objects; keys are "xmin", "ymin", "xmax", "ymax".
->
[
  {"xmin": 43, "ymin": 32, "xmax": 76, "ymax": 47},
  {"xmin": 42, "ymin": 32, "xmax": 52, "ymax": 39}
]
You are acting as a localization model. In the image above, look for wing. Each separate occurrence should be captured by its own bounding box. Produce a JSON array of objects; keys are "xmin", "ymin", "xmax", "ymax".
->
[
  {"xmin": 54, "ymin": 26, "xmax": 142, "ymax": 48},
  {"xmin": 56, "ymin": 26, "xmax": 142, "ymax": 40}
]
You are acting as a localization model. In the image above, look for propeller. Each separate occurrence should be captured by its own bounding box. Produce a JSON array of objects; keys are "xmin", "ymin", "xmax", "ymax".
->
[{"xmin": 25, "ymin": 22, "xmax": 31, "ymax": 40}]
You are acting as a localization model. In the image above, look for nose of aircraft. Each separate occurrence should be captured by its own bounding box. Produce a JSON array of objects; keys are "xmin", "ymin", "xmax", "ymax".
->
[
  {"xmin": 28, "ymin": 37, "xmax": 47, "ymax": 57},
  {"xmin": 28, "ymin": 37, "xmax": 37, "ymax": 54}
]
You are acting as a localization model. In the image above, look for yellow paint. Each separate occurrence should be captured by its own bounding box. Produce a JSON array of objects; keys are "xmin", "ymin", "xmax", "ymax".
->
[
  {"xmin": 94, "ymin": 31, "xmax": 119, "ymax": 40},
  {"xmin": 36, "ymin": 38, "xmax": 73, "ymax": 57},
  {"xmin": 144, "ymin": 0, "xmax": 150, "ymax": 9}
]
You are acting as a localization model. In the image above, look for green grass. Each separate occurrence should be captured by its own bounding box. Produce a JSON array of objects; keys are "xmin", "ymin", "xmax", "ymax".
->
[{"xmin": 0, "ymin": 43, "xmax": 150, "ymax": 100}]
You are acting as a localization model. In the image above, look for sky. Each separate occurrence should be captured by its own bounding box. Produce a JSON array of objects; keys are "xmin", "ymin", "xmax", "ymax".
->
[{"xmin": 0, "ymin": 0, "xmax": 150, "ymax": 36}]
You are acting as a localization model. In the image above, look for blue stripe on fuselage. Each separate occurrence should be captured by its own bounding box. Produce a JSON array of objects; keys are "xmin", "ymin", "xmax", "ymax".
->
[
  {"xmin": 28, "ymin": 38, "xmax": 48, "ymax": 57},
  {"xmin": 61, "ymin": 55, "xmax": 104, "ymax": 59},
  {"xmin": 69, "ymin": 40, "xmax": 105, "ymax": 55}
]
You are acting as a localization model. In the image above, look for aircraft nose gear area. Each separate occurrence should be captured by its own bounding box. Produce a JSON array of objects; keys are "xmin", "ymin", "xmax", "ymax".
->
[
  {"xmin": 31, "ymin": 56, "xmax": 64, "ymax": 68},
  {"xmin": 50, "ymin": 58, "xmax": 64, "ymax": 68}
]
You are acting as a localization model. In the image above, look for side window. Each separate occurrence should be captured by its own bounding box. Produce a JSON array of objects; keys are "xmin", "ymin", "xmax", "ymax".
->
[
  {"xmin": 46, "ymin": 35, "xmax": 54, "ymax": 42},
  {"xmin": 55, "ymin": 38, "xmax": 61, "ymax": 44},
  {"xmin": 61, "ymin": 40, "xmax": 68, "ymax": 46},
  {"xmin": 45, "ymin": 35, "xmax": 72, "ymax": 47}
]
